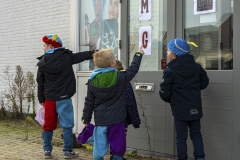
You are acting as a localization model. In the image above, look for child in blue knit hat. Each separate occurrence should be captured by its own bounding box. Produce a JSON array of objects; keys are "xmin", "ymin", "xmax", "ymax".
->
[{"xmin": 159, "ymin": 39, "xmax": 209, "ymax": 160}]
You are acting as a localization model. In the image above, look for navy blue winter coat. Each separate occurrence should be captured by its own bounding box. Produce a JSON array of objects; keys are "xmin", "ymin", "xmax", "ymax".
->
[
  {"xmin": 159, "ymin": 54, "xmax": 209, "ymax": 121},
  {"xmin": 36, "ymin": 48, "xmax": 95, "ymax": 103},
  {"xmin": 125, "ymin": 83, "xmax": 141, "ymax": 128},
  {"xmin": 82, "ymin": 53, "xmax": 143, "ymax": 126}
]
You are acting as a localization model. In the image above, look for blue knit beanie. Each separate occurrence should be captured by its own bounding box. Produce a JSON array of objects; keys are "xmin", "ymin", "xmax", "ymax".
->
[{"xmin": 168, "ymin": 39, "xmax": 198, "ymax": 57}]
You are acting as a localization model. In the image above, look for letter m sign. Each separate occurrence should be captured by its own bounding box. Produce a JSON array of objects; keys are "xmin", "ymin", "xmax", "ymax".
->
[{"xmin": 139, "ymin": 0, "xmax": 151, "ymax": 21}]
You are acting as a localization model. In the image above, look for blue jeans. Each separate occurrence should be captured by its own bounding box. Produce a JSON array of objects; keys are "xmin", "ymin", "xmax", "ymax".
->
[
  {"xmin": 43, "ymin": 128, "xmax": 73, "ymax": 151},
  {"xmin": 175, "ymin": 118, "xmax": 205, "ymax": 160},
  {"xmin": 42, "ymin": 99, "xmax": 74, "ymax": 152}
]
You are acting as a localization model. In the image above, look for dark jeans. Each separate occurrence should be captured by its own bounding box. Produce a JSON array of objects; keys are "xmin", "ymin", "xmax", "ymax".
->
[
  {"xmin": 175, "ymin": 118, "xmax": 205, "ymax": 160},
  {"xmin": 42, "ymin": 128, "xmax": 73, "ymax": 152}
]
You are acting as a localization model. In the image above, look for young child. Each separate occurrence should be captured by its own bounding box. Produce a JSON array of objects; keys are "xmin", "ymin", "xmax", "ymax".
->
[
  {"xmin": 159, "ymin": 39, "xmax": 209, "ymax": 160},
  {"xmin": 82, "ymin": 47, "xmax": 144, "ymax": 160},
  {"xmin": 115, "ymin": 60, "xmax": 141, "ymax": 131},
  {"xmin": 36, "ymin": 34, "xmax": 96, "ymax": 159},
  {"xmin": 108, "ymin": 60, "xmax": 141, "ymax": 160}
]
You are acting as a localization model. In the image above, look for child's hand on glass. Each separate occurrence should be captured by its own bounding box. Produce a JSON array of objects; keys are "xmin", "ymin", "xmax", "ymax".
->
[{"xmin": 138, "ymin": 45, "xmax": 144, "ymax": 55}]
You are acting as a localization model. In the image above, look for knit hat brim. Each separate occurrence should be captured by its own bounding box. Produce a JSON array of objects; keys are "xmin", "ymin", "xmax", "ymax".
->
[{"xmin": 42, "ymin": 35, "xmax": 63, "ymax": 48}]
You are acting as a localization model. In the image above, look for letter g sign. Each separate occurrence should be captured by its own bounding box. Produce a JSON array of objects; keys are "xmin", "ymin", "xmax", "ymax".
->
[
  {"xmin": 139, "ymin": 26, "xmax": 152, "ymax": 55},
  {"xmin": 142, "ymin": 31, "xmax": 148, "ymax": 49}
]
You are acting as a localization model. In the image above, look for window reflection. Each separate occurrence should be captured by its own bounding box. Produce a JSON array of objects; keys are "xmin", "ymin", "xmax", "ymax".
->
[{"xmin": 185, "ymin": 0, "xmax": 233, "ymax": 70}]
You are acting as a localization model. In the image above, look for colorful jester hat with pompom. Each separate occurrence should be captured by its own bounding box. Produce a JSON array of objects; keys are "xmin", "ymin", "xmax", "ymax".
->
[
  {"xmin": 42, "ymin": 34, "xmax": 63, "ymax": 48},
  {"xmin": 168, "ymin": 39, "xmax": 198, "ymax": 57}
]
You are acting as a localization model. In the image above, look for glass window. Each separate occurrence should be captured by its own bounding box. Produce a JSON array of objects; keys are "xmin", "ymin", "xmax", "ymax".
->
[
  {"xmin": 78, "ymin": 0, "xmax": 120, "ymax": 71},
  {"xmin": 184, "ymin": 0, "xmax": 233, "ymax": 70},
  {"xmin": 128, "ymin": 0, "xmax": 168, "ymax": 71}
]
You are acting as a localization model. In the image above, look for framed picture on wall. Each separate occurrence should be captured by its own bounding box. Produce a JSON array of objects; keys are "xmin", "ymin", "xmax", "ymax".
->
[{"xmin": 194, "ymin": 0, "xmax": 216, "ymax": 15}]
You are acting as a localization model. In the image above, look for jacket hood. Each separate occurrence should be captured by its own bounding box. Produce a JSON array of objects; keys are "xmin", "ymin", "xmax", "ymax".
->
[
  {"xmin": 89, "ymin": 77, "xmax": 118, "ymax": 101},
  {"xmin": 37, "ymin": 48, "xmax": 70, "ymax": 74},
  {"xmin": 167, "ymin": 54, "xmax": 197, "ymax": 78}
]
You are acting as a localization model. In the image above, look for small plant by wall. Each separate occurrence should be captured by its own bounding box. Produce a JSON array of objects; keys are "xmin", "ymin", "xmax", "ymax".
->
[
  {"xmin": 2, "ymin": 65, "xmax": 36, "ymax": 120},
  {"xmin": 26, "ymin": 71, "xmax": 36, "ymax": 118}
]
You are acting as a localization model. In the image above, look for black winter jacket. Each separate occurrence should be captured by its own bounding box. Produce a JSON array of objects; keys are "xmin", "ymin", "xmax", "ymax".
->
[
  {"xmin": 125, "ymin": 83, "xmax": 141, "ymax": 128},
  {"xmin": 82, "ymin": 53, "xmax": 143, "ymax": 126},
  {"xmin": 159, "ymin": 54, "xmax": 209, "ymax": 121},
  {"xmin": 36, "ymin": 48, "xmax": 95, "ymax": 103}
]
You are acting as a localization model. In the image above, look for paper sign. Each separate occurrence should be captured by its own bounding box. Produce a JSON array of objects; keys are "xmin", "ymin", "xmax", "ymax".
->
[
  {"xmin": 139, "ymin": 0, "xmax": 151, "ymax": 21},
  {"xmin": 139, "ymin": 26, "xmax": 152, "ymax": 55},
  {"xmin": 161, "ymin": 59, "xmax": 167, "ymax": 70},
  {"xmin": 194, "ymin": 0, "xmax": 216, "ymax": 15}
]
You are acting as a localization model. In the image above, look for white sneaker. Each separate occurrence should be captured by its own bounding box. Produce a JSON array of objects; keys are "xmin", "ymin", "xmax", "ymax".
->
[{"xmin": 44, "ymin": 151, "xmax": 52, "ymax": 159}]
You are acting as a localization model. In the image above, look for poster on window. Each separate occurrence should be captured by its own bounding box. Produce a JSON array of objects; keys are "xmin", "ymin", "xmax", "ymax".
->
[
  {"xmin": 194, "ymin": 0, "xmax": 216, "ymax": 15},
  {"xmin": 80, "ymin": 0, "xmax": 119, "ymax": 70},
  {"xmin": 101, "ymin": 19, "xmax": 118, "ymax": 58},
  {"xmin": 82, "ymin": 0, "xmax": 119, "ymax": 50},
  {"xmin": 139, "ymin": 26, "xmax": 151, "ymax": 55},
  {"xmin": 139, "ymin": 0, "xmax": 151, "ymax": 21}
]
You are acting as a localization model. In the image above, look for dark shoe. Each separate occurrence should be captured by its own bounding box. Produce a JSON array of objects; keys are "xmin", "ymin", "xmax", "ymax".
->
[
  {"xmin": 64, "ymin": 150, "xmax": 79, "ymax": 159},
  {"xmin": 44, "ymin": 151, "xmax": 52, "ymax": 159}
]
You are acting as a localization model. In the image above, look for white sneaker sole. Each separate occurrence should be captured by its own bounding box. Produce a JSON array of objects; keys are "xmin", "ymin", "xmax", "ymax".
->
[{"xmin": 64, "ymin": 155, "xmax": 79, "ymax": 159}]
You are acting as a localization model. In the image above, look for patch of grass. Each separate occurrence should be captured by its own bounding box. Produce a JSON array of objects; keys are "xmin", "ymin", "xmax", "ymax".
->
[
  {"xmin": 52, "ymin": 140, "xmax": 63, "ymax": 146},
  {"xmin": 127, "ymin": 150, "xmax": 137, "ymax": 157}
]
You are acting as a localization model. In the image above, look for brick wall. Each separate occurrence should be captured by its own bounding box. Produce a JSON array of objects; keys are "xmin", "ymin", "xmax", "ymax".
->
[{"xmin": 0, "ymin": 0, "xmax": 70, "ymax": 112}]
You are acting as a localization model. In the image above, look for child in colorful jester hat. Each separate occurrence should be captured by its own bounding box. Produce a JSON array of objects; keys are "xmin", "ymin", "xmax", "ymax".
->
[
  {"xmin": 159, "ymin": 39, "xmax": 209, "ymax": 160},
  {"xmin": 36, "ymin": 34, "xmax": 96, "ymax": 159},
  {"xmin": 82, "ymin": 46, "xmax": 144, "ymax": 160}
]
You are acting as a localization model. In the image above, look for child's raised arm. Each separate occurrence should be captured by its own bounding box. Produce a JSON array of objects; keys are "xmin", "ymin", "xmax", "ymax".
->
[
  {"xmin": 122, "ymin": 46, "xmax": 144, "ymax": 82},
  {"xmin": 71, "ymin": 50, "xmax": 96, "ymax": 64}
]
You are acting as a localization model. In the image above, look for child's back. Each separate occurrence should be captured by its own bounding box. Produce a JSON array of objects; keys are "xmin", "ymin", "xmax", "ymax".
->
[
  {"xmin": 160, "ymin": 53, "xmax": 209, "ymax": 121},
  {"xmin": 37, "ymin": 45, "xmax": 95, "ymax": 103},
  {"xmin": 83, "ymin": 50, "xmax": 143, "ymax": 126},
  {"xmin": 82, "ymin": 47, "xmax": 144, "ymax": 160},
  {"xmin": 37, "ymin": 34, "xmax": 95, "ymax": 159},
  {"xmin": 159, "ymin": 39, "xmax": 208, "ymax": 160}
]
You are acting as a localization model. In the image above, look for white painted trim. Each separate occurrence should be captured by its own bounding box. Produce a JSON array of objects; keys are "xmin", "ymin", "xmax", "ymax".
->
[
  {"xmin": 118, "ymin": 2, "xmax": 122, "ymax": 60},
  {"xmin": 70, "ymin": 0, "xmax": 80, "ymax": 133}
]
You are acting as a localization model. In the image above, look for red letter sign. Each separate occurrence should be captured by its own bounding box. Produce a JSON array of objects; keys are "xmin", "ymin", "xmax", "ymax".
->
[{"xmin": 142, "ymin": 31, "xmax": 148, "ymax": 49}]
